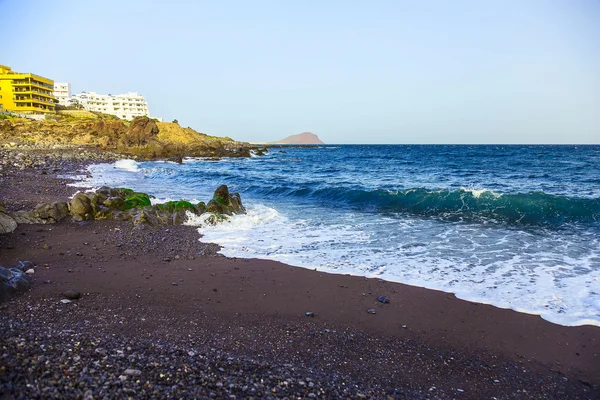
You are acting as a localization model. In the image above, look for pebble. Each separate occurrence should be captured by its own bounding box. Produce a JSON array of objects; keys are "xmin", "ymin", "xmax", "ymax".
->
[
  {"xmin": 377, "ymin": 296, "xmax": 390, "ymax": 304},
  {"xmin": 63, "ymin": 290, "xmax": 81, "ymax": 300},
  {"xmin": 60, "ymin": 299, "xmax": 72, "ymax": 304},
  {"xmin": 25, "ymin": 269, "xmax": 35, "ymax": 274},
  {"xmin": 172, "ymin": 282, "xmax": 178, "ymax": 286},
  {"xmin": 305, "ymin": 312, "xmax": 315, "ymax": 317},
  {"xmin": 123, "ymin": 368, "xmax": 142, "ymax": 376},
  {"xmin": 367, "ymin": 309, "xmax": 376, "ymax": 314}
]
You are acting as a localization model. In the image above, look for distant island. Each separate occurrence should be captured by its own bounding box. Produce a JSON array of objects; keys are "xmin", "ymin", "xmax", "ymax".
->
[{"xmin": 273, "ymin": 132, "xmax": 324, "ymax": 145}]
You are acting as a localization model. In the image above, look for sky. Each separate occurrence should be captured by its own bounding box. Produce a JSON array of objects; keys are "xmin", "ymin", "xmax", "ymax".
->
[{"xmin": 1, "ymin": 0, "xmax": 599, "ymax": 144}]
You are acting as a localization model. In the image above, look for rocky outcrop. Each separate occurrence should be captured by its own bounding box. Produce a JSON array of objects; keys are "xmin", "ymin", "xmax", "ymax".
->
[
  {"xmin": 0, "ymin": 115, "xmax": 255, "ymax": 160},
  {"xmin": 11, "ymin": 202, "xmax": 69, "ymax": 224},
  {"xmin": 0, "ymin": 201, "xmax": 17, "ymax": 234},
  {"xmin": 1, "ymin": 185, "xmax": 244, "ymax": 231},
  {"xmin": 206, "ymin": 185, "xmax": 246, "ymax": 216}
]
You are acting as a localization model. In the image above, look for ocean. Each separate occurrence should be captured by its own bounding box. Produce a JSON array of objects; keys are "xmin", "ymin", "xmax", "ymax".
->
[{"xmin": 77, "ymin": 145, "xmax": 600, "ymax": 327}]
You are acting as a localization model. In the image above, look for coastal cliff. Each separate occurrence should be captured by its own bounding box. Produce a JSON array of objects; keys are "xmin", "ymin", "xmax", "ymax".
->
[{"xmin": 0, "ymin": 112, "xmax": 253, "ymax": 159}]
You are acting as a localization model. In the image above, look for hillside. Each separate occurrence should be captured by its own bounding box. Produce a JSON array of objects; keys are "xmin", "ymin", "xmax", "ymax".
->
[
  {"xmin": 0, "ymin": 113, "xmax": 253, "ymax": 159},
  {"xmin": 274, "ymin": 132, "xmax": 324, "ymax": 144}
]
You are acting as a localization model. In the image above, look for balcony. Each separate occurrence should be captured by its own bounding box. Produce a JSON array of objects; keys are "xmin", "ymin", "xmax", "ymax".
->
[
  {"xmin": 15, "ymin": 97, "xmax": 55, "ymax": 104},
  {"xmin": 12, "ymin": 79, "xmax": 54, "ymax": 90},
  {"xmin": 13, "ymin": 87, "xmax": 54, "ymax": 97}
]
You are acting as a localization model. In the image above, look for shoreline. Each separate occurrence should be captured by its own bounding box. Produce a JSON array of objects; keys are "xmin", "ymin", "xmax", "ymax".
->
[{"xmin": 1, "ymin": 148, "xmax": 599, "ymax": 398}]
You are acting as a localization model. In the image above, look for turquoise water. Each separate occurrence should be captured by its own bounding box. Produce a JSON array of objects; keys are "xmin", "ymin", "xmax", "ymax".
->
[{"xmin": 79, "ymin": 145, "xmax": 600, "ymax": 326}]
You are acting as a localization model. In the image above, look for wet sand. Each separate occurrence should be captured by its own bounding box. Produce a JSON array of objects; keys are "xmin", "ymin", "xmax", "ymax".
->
[{"xmin": 0, "ymin": 156, "xmax": 598, "ymax": 399}]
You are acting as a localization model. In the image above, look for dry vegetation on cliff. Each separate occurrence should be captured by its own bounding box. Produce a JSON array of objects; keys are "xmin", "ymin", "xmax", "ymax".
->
[{"xmin": 0, "ymin": 112, "xmax": 252, "ymax": 159}]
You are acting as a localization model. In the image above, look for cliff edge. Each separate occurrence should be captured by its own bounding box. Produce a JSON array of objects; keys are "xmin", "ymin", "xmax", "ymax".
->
[{"xmin": 0, "ymin": 113, "xmax": 253, "ymax": 159}]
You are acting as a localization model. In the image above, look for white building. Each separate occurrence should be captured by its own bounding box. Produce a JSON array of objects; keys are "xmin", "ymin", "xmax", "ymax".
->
[
  {"xmin": 72, "ymin": 91, "xmax": 150, "ymax": 120},
  {"xmin": 53, "ymin": 82, "xmax": 73, "ymax": 106}
]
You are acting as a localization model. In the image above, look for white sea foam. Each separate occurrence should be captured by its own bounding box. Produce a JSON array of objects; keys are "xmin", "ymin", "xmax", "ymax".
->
[
  {"xmin": 460, "ymin": 187, "xmax": 501, "ymax": 198},
  {"xmin": 114, "ymin": 159, "xmax": 141, "ymax": 172},
  {"xmin": 192, "ymin": 202, "xmax": 600, "ymax": 327}
]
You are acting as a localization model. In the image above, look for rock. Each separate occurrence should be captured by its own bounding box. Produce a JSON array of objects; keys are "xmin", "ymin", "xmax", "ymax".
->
[
  {"xmin": 206, "ymin": 185, "xmax": 246, "ymax": 216},
  {"xmin": 377, "ymin": 296, "xmax": 390, "ymax": 304},
  {"xmin": 123, "ymin": 368, "xmax": 142, "ymax": 376},
  {"xmin": 367, "ymin": 309, "xmax": 376, "ymax": 314},
  {"xmin": 0, "ymin": 210, "xmax": 17, "ymax": 234},
  {"xmin": 25, "ymin": 269, "xmax": 34, "ymax": 274},
  {"xmin": 69, "ymin": 193, "xmax": 93, "ymax": 221},
  {"xmin": 305, "ymin": 312, "xmax": 315, "ymax": 317},
  {"xmin": 0, "ymin": 267, "xmax": 16, "ymax": 283},
  {"xmin": 63, "ymin": 290, "xmax": 81, "ymax": 300},
  {"xmin": 60, "ymin": 299, "xmax": 72, "ymax": 304},
  {"xmin": 0, "ymin": 266, "xmax": 30, "ymax": 301},
  {"xmin": 206, "ymin": 199, "xmax": 229, "ymax": 215},
  {"xmin": 103, "ymin": 196, "xmax": 125, "ymax": 210},
  {"xmin": 132, "ymin": 210, "xmax": 159, "ymax": 227},
  {"xmin": 22, "ymin": 201, "xmax": 69, "ymax": 223},
  {"xmin": 203, "ymin": 214, "xmax": 229, "ymax": 226},
  {"xmin": 229, "ymin": 192, "xmax": 245, "ymax": 214}
]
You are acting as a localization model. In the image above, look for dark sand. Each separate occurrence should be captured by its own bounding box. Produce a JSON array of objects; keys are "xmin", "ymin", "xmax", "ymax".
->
[{"xmin": 0, "ymin": 157, "xmax": 598, "ymax": 399}]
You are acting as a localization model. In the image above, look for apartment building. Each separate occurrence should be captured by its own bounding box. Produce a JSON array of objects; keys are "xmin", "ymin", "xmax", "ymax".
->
[
  {"xmin": 53, "ymin": 82, "xmax": 73, "ymax": 106},
  {"xmin": 0, "ymin": 64, "xmax": 56, "ymax": 115},
  {"xmin": 72, "ymin": 91, "xmax": 150, "ymax": 120}
]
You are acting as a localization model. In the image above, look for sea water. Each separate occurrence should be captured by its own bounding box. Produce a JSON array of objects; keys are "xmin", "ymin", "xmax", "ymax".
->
[{"xmin": 78, "ymin": 145, "xmax": 600, "ymax": 327}]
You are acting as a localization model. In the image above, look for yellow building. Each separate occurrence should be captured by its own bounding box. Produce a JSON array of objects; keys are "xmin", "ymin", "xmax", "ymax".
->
[{"xmin": 0, "ymin": 64, "xmax": 56, "ymax": 115}]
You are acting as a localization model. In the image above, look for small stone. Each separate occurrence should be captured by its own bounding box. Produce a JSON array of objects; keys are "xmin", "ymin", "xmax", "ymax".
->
[
  {"xmin": 76, "ymin": 252, "xmax": 83, "ymax": 256},
  {"xmin": 401, "ymin": 325, "xmax": 407, "ymax": 329},
  {"xmin": 42, "ymin": 244, "xmax": 50, "ymax": 250},
  {"xmin": 188, "ymin": 268, "xmax": 193, "ymax": 271},
  {"xmin": 163, "ymin": 257, "xmax": 171, "ymax": 262},
  {"xmin": 305, "ymin": 312, "xmax": 314, "ymax": 317},
  {"xmin": 63, "ymin": 290, "xmax": 81, "ymax": 300},
  {"xmin": 174, "ymin": 255, "xmax": 180, "ymax": 260},
  {"xmin": 172, "ymin": 282, "xmax": 178, "ymax": 286},
  {"xmin": 123, "ymin": 368, "xmax": 142, "ymax": 376},
  {"xmin": 60, "ymin": 299, "xmax": 72, "ymax": 304},
  {"xmin": 367, "ymin": 308, "xmax": 376, "ymax": 314},
  {"xmin": 377, "ymin": 296, "xmax": 390, "ymax": 304},
  {"xmin": 25, "ymin": 269, "xmax": 35, "ymax": 274}
]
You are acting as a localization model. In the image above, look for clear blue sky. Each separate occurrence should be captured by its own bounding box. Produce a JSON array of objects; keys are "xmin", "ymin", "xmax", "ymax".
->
[{"xmin": 1, "ymin": 0, "xmax": 598, "ymax": 144}]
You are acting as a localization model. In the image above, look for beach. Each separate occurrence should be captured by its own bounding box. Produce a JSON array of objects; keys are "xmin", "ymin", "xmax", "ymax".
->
[{"xmin": 0, "ymin": 148, "xmax": 598, "ymax": 399}]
